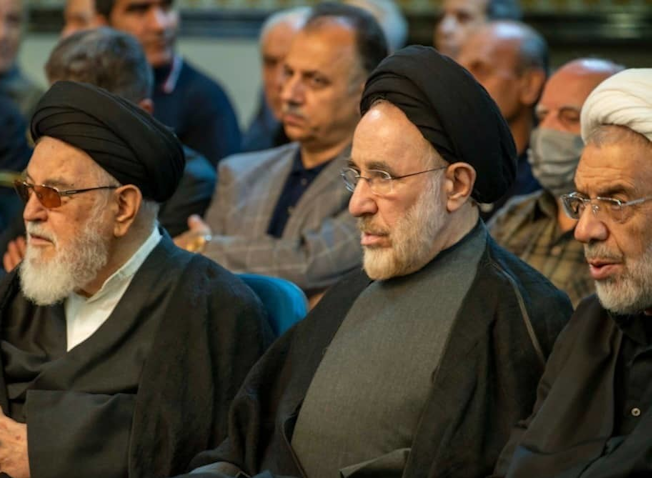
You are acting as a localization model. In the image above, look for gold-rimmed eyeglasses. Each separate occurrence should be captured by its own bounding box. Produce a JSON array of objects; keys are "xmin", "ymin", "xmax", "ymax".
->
[{"xmin": 13, "ymin": 180, "xmax": 118, "ymax": 209}]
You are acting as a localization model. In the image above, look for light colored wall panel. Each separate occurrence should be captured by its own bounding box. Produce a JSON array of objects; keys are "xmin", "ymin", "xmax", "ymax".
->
[{"xmin": 17, "ymin": 33, "xmax": 261, "ymax": 128}]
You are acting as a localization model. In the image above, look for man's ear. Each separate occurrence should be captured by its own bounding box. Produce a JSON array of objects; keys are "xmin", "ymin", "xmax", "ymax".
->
[
  {"xmin": 519, "ymin": 68, "xmax": 547, "ymax": 108},
  {"xmin": 112, "ymin": 185, "xmax": 142, "ymax": 238},
  {"xmin": 444, "ymin": 163, "xmax": 476, "ymax": 213}
]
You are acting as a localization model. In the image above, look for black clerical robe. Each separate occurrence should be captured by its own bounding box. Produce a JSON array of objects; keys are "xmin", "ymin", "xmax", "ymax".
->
[
  {"xmin": 0, "ymin": 236, "xmax": 273, "ymax": 478},
  {"xmin": 184, "ymin": 227, "xmax": 572, "ymax": 478},
  {"xmin": 493, "ymin": 295, "xmax": 652, "ymax": 478}
]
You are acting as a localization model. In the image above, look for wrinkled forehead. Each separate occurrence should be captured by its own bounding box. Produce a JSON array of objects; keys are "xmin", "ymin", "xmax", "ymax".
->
[
  {"xmin": 575, "ymin": 136, "xmax": 652, "ymax": 196},
  {"xmin": 285, "ymin": 23, "xmax": 359, "ymax": 73},
  {"xmin": 28, "ymin": 137, "xmax": 101, "ymax": 185},
  {"xmin": 352, "ymin": 102, "xmax": 440, "ymax": 173}
]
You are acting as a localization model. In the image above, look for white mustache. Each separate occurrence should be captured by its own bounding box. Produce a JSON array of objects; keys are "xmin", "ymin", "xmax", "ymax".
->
[{"xmin": 26, "ymin": 223, "xmax": 57, "ymax": 245}]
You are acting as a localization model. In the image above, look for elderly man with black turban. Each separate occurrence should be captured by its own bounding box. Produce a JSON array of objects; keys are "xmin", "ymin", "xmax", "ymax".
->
[
  {"xmin": 0, "ymin": 81, "xmax": 272, "ymax": 478},
  {"xmin": 177, "ymin": 46, "xmax": 571, "ymax": 478}
]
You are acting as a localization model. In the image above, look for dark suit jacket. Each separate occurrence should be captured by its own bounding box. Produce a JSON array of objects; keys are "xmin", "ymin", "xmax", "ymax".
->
[
  {"xmin": 202, "ymin": 143, "xmax": 360, "ymax": 294},
  {"xmin": 183, "ymin": 228, "xmax": 572, "ymax": 478}
]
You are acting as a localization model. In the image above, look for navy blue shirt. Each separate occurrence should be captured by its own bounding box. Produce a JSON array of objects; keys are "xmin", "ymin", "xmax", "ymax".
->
[
  {"xmin": 267, "ymin": 151, "xmax": 329, "ymax": 238},
  {"xmin": 153, "ymin": 57, "xmax": 241, "ymax": 168}
]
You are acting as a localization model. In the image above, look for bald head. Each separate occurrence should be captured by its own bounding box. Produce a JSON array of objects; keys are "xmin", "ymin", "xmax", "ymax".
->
[
  {"xmin": 536, "ymin": 58, "xmax": 624, "ymax": 134},
  {"xmin": 260, "ymin": 8, "xmax": 310, "ymax": 118},
  {"xmin": 458, "ymin": 21, "xmax": 548, "ymax": 125}
]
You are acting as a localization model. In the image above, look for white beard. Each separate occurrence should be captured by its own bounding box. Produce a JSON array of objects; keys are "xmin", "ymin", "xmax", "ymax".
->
[
  {"xmin": 586, "ymin": 242, "xmax": 652, "ymax": 315},
  {"xmin": 360, "ymin": 177, "xmax": 447, "ymax": 280},
  {"xmin": 19, "ymin": 208, "xmax": 110, "ymax": 306}
]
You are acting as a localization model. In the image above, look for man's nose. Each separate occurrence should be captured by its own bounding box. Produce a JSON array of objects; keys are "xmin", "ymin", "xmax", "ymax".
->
[
  {"xmin": 147, "ymin": 7, "xmax": 168, "ymax": 31},
  {"xmin": 348, "ymin": 179, "xmax": 378, "ymax": 218},
  {"xmin": 280, "ymin": 74, "xmax": 304, "ymax": 105},
  {"xmin": 438, "ymin": 15, "xmax": 457, "ymax": 36},
  {"xmin": 23, "ymin": 192, "xmax": 48, "ymax": 223},
  {"xmin": 574, "ymin": 204, "xmax": 608, "ymax": 244}
]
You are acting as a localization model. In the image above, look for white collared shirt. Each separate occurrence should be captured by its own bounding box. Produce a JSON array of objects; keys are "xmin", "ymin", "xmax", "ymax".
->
[{"xmin": 64, "ymin": 228, "xmax": 162, "ymax": 351}]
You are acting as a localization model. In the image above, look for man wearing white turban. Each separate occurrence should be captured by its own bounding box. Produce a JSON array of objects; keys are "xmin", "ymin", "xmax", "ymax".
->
[{"xmin": 493, "ymin": 68, "xmax": 652, "ymax": 478}]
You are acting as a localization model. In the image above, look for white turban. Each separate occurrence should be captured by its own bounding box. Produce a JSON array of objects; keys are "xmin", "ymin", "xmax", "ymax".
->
[{"xmin": 581, "ymin": 68, "xmax": 652, "ymax": 143}]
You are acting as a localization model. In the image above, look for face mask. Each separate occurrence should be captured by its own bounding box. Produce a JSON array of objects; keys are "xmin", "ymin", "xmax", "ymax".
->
[{"xmin": 528, "ymin": 128, "xmax": 584, "ymax": 198}]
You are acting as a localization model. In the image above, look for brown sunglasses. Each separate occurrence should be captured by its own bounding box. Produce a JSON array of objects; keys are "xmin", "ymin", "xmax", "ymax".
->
[{"xmin": 13, "ymin": 180, "xmax": 118, "ymax": 209}]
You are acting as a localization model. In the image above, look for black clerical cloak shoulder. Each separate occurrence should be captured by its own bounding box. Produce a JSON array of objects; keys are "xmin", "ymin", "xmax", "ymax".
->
[
  {"xmin": 0, "ymin": 235, "xmax": 273, "ymax": 478},
  {"xmin": 185, "ymin": 230, "xmax": 572, "ymax": 478},
  {"xmin": 493, "ymin": 295, "xmax": 652, "ymax": 478}
]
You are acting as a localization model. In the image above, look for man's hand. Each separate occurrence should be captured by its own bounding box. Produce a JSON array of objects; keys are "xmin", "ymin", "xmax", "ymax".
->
[
  {"xmin": 0, "ymin": 408, "xmax": 30, "ymax": 478},
  {"xmin": 173, "ymin": 215, "xmax": 213, "ymax": 253},
  {"xmin": 3, "ymin": 236, "xmax": 26, "ymax": 273}
]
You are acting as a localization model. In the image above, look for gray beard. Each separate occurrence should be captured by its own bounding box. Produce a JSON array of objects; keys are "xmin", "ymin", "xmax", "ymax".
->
[
  {"xmin": 587, "ymin": 243, "xmax": 652, "ymax": 315},
  {"xmin": 360, "ymin": 177, "xmax": 447, "ymax": 281},
  {"xmin": 19, "ymin": 216, "xmax": 110, "ymax": 306}
]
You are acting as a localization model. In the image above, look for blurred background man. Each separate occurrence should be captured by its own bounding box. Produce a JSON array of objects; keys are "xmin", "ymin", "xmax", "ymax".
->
[
  {"xmin": 174, "ymin": 3, "xmax": 387, "ymax": 299},
  {"xmin": 489, "ymin": 58, "xmax": 623, "ymax": 306},
  {"xmin": 0, "ymin": 0, "xmax": 43, "ymax": 119},
  {"xmin": 241, "ymin": 7, "xmax": 310, "ymax": 153},
  {"xmin": 434, "ymin": 0, "xmax": 521, "ymax": 60},
  {"xmin": 95, "ymin": 0, "xmax": 241, "ymax": 167},
  {"xmin": 62, "ymin": 0, "xmax": 102, "ymax": 37},
  {"xmin": 458, "ymin": 20, "xmax": 548, "ymax": 217}
]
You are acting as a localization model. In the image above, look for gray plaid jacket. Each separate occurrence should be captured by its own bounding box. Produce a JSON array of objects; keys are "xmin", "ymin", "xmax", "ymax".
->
[{"xmin": 202, "ymin": 142, "xmax": 362, "ymax": 294}]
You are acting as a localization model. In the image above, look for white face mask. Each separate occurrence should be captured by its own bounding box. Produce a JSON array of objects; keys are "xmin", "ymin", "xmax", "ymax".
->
[{"xmin": 528, "ymin": 127, "xmax": 585, "ymax": 198}]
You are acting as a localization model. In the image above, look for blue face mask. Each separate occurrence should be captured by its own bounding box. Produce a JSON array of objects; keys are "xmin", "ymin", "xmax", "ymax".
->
[{"xmin": 528, "ymin": 127, "xmax": 585, "ymax": 198}]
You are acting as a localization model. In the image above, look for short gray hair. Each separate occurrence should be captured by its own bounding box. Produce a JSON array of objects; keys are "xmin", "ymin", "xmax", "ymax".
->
[
  {"xmin": 260, "ymin": 6, "xmax": 311, "ymax": 43},
  {"xmin": 343, "ymin": 0, "xmax": 408, "ymax": 52},
  {"xmin": 45, "ymin": 27, "xmax": 153, "ymax": 103}
]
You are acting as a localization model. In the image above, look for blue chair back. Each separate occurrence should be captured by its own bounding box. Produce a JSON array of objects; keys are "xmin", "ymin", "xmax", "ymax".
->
[{"xmin": 238, "ymin": 273, "xmax": 308, "ymax": 336}]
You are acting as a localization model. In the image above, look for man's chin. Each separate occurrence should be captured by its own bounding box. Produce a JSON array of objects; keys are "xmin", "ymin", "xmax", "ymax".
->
[{"xmin": 146, "ymin": 49, "xmax": 174, "ymax": 69}]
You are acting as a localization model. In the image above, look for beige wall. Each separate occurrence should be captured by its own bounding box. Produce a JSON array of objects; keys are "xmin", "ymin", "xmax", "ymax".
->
[{"xmin": 17, "ymin": 33, "xmax": 262, "ymax": 128}]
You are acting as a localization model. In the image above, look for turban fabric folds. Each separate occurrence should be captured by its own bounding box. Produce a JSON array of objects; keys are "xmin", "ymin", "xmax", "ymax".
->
[
  {"xmin": 360, "ymin": 45, "xmax": 517, "ymax": 204},
  {"xmin": 581, "ymin": 69, "xmax": 652, "ymax": 144},
  {"xmin": 31, "ymin": 81, "xmax": 185, "ymax": 203}
]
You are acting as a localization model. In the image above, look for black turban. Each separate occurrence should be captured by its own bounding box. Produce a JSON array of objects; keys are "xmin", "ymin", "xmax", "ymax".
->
[
  {"xmin": 30, "ymin": 81, "xmax": 185, "ymax": 203},
  {"xmin": 360, "ymin": 45, "xmax": 517, "ymax": 204}
]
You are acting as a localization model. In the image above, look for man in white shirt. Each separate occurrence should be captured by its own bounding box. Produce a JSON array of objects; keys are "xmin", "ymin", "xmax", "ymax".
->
[{"xmin": 0, "ymin": 80, "xmax": 271, "ymax": 478}]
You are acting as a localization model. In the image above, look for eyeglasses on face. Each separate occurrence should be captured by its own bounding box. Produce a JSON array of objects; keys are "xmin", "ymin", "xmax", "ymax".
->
[
  {"xmin": 341, "ymin": 166, "xmax": 448, "ymax": 195},
  {"xmin": 13, "ymin": 180, "xmax": 118, "ymax": 209},
  {"xmin": 560, "ymin": 192, "xmax": 652, "ymax": 223}
]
